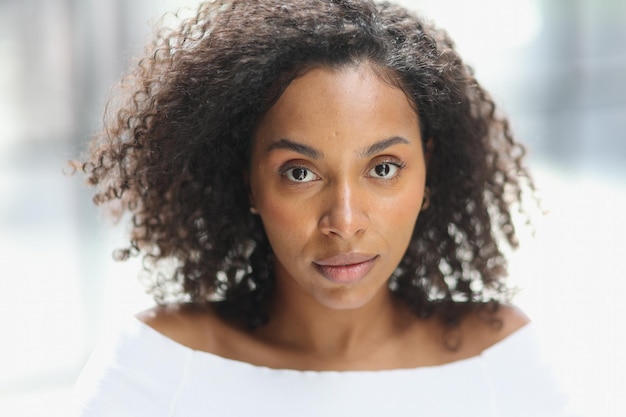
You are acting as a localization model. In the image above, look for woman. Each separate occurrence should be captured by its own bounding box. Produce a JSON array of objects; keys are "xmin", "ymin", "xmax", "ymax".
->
[{"xmin": 73, "ymin": 0, "xmax": 571, "ymax": 415}]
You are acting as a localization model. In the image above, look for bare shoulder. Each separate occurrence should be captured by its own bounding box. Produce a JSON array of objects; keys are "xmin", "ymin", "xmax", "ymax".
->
[
  {"xmin": 459, "ymin": 303, "xmax": 531, "ymax": 356},
  {"xmin": 493, "ymin": 303, "xmax": 531, "ymax": 337},
  {"xmin": 136, "ymin": 303, "xmax": 225, "ymax": 352}
]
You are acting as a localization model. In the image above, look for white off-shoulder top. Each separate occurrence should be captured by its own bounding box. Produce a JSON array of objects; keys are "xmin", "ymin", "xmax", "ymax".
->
[{"xmin": 73, "ymin": 317, "xmax": 574, "ymax": 417}]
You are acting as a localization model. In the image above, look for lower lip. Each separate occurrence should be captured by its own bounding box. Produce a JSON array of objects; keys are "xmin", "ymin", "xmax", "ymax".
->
[{"xmin": 313, "ymin": 257, "xmax": 378, "ymax": 284}]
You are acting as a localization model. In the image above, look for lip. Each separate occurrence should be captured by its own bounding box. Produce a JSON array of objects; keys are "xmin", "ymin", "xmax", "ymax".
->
[{"xmin": 313, "ymin": 253, "xmax": 379, "ymax": 284}]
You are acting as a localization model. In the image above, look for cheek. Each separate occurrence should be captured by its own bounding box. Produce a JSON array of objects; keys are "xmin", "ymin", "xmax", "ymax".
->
[
  {"xmin": 259, "ymin": 192, "xmax": 305, "ymax": 227},
  {"xmin": 257, "ymin": 196, "xmax": 316, "ymax": 252},
  {"xmin": 376, "ymin": 189, "xmax": 424, "ymax": 242}
]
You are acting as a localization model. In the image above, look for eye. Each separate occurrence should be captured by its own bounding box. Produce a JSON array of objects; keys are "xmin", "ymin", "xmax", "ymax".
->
[
  {"xmin": 283, "ymin": 166, "xmax": 318, "ymax": 183},
  {"xmin": 368, "ymin": 162, "xmax": 400, "ymax": 179}
]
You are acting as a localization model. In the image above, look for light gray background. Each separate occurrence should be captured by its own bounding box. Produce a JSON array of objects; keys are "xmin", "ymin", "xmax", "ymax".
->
[{"xmin": 1, "ymin": 0, "xmax": 624, "ymax": 415}]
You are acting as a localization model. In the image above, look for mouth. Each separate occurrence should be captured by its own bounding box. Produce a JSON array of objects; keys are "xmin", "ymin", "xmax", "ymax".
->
[{"xmin": 312, "ymin": 253, "xmax": 379, "ymax": 284}]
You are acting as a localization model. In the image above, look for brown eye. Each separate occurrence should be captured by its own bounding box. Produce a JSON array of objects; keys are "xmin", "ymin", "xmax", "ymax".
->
[
  {"xmin": 369, "ymin": 163, "xmax": 399, "ymax": 179},
  {"xmin": 375, "ymin": 164, "xmax": 390, "ymax": 177},
  {"xmin": 284, "ymin": 167, "xmax": 317, "ymax": 182}
]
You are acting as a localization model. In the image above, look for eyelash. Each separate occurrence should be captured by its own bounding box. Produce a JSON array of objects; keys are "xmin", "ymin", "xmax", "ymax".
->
[
  {"xmin": 278, "ymin": 158, "xmax": 407, "ymax": 184},
  {"xmin": 368, "ymin": 159, "xmax": 406, "ymax": 182},
  {"xmin": 280, "ymin": 165, "xmax": 319, "ymax": 184}
]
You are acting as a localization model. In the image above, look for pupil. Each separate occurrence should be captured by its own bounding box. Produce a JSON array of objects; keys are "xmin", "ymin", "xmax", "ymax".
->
[
  {"xmin": 376, "ymin": 164, "xmax": 390, "ymax": 176},
  {"xmin": 294, "ymin": 168, "xmax": 307, "ymax": 180}
]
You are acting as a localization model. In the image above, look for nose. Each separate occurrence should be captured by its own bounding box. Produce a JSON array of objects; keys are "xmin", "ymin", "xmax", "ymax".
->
[{"xmin": 318, "ymin": 181, "xmax": 370, "ymax": 239}]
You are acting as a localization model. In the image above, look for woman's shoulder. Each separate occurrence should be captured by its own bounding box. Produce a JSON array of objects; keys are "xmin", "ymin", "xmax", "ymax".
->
[
  {"xmin": 137, "ymin": 303, "xmax": 282, "ymax": 369},
  {"xmin": 457, "ymin": 303, "xmax": 531, "ymax": 357},
  {"xmin": 136, "ymin": 303, "xmax": 228, "ymax": 354},
  {"xmin": 73, "ymin": 305, "xmax": 202, "ymax": 416},
  {"xmin": 421, "ymin": 303, "xmax": 530, "ymax": 365}
]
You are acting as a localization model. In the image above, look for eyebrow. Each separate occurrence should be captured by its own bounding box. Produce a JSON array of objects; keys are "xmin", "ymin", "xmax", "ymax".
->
[
  {"xmin": 266, "ymin": 135, "xmax": 411, "ymax": 159},
  {"xmin": 266, "ymin": 139, "xmax": 323, "ymax": 159},
  {"xmin": 360, "ymin": 136, "xmax": 411, "ymax": 157}
]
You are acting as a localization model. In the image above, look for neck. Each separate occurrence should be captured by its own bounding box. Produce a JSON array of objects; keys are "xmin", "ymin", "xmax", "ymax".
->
[{"xmin": 257, "ymin": 276, "xmax": 408, "ymax": 361}]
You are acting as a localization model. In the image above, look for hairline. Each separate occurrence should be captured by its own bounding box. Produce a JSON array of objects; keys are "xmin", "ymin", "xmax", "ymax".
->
[{"xmin": 248, "ymin": 59, "xmax": 422, "ymax": 164}]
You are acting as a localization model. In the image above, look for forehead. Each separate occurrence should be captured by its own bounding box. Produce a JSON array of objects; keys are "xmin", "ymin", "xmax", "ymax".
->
[
  {"xmin": 278, "ymin": 63, "xmax": 412, "ymax": 109},
  {"xmin": 254, "ymin": 64, "xmax": 420, "ymax": 147}
]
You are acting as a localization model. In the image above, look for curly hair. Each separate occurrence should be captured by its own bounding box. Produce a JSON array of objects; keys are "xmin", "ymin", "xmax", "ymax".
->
[{"xmin": 79, "ymin": 0, "xmax": 534, "ymax": 330}]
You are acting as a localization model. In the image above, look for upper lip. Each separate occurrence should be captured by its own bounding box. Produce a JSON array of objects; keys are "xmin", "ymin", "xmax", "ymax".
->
[{"xmin": 313, "ymin": 253, "xmax": 378, "ymax": 266}]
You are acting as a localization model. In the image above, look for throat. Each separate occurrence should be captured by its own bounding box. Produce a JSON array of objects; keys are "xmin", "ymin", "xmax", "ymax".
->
[{"xmin": 256, "ymin": 288, "xmax": 410, "ymax": 363}]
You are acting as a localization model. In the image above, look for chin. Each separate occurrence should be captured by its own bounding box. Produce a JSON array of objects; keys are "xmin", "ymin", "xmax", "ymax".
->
[{"xmin": 314, "ymin": 287, "xmax": 383, "ymax": 311}]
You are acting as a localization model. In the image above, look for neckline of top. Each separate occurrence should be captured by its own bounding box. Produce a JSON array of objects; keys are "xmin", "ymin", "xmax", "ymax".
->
[{"xmin": 127, "ymin": 316, "xmax": 534, "ymax": 375}]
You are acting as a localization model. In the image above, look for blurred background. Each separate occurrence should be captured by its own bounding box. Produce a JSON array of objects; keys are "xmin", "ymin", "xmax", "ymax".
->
[{"xmin": 0, "ymin": 0, "xmax": 624, "ymax": 415}]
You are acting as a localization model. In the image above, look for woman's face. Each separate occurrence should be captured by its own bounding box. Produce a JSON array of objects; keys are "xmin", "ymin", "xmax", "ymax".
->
[{"xmin": 249, "ymin": 64, "xmax": 427, "ymax": 311}]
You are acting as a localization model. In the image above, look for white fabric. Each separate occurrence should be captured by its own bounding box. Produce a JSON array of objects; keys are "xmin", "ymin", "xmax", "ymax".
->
[{"xmin": 73, "ymin": 317, "xmax": 573, "ymax": 417}]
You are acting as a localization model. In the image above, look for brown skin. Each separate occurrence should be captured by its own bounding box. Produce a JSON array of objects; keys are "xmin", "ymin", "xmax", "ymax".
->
[
  {"xmin": 138, "ymin": 64, "xmax": 529, "ymax": 371},
  {"xmin": 138, "ymin": 302, "xmax": 528, "ymax": 371},
  {"xmin": 249, "ymin": 65, "xmax": 426, "ymax": 313}
]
